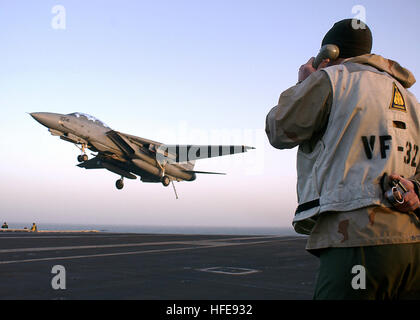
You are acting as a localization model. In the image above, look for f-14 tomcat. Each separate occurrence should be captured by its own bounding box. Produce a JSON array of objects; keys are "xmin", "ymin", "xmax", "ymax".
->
[{"xmin": 30, "ymin": 112, "xmax": 254, "ymax": 192}]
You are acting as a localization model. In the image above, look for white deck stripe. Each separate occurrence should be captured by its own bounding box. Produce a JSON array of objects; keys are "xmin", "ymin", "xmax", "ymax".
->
[
  {"xmin": 0, "ymin": 234, "xmax": 162, "ymax": 240},
  {"xmin": 0, "ymin": 236, "xmax": 287, "ymax": 254},
  {"xmin": 0, "ymin": 241, "xmax": 206, "ymax": 253},
  {"xmin": 0, "ymin": 234, "xmax": 284, "ymax": 240},
  {"xmin": 0, "ymin": 238, "xmax": 296, "ymax": 265}
]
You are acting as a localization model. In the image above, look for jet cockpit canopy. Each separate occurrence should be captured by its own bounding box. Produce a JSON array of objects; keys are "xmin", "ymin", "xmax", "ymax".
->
[{"xmin": 68, "ymin": 112, "xmax": 110, "ymax": 128}]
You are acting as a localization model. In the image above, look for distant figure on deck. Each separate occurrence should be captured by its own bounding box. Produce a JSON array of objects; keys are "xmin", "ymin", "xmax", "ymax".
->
[
  {"xmin": 1, "ymin": 222, "xmax": 8, "ymax": 229},
  {"xmin": 31, "ymin": 223, "xmax": 38, "ymax": 232}
]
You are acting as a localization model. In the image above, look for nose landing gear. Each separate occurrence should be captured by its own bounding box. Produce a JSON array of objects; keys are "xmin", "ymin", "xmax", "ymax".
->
[
  {"xmin": 77, "ymin": 154, "xmax": 89, "ymax": 162},
  {"xmin": 76, "ymin": 143, "xmax": 88, "ymax": 162}
]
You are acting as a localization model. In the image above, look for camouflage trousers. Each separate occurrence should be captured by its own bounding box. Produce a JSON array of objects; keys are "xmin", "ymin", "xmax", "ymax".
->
[{"xmin": 313, "ymin": 243, "xmax": 420, "ymax": 300}]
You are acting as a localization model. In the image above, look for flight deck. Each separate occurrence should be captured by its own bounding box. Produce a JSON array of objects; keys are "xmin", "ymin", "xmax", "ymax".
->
[{"xmin": 0, "ymin": 232, "xmax": 318, "ymax": 300}]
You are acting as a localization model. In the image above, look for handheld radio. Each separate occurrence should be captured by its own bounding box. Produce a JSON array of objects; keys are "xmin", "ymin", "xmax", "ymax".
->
[{"xmin": 312, "ymin": 44, "xmax": 340, "ymax": 69}]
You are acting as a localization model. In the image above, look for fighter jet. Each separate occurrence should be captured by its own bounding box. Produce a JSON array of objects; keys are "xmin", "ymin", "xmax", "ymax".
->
[{"xmin": 30, "ymin": 112, "xmax": 254, "ymax": 193}]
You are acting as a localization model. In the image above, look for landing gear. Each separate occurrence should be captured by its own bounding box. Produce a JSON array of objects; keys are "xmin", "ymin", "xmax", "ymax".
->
[
  {"xmin": 77, "ymin": 154, "xmax": 88, "ymax": 162},
  {"xmin": 161, "ymin": 175, "xmax": 170, "ymax": 187},
  {"xmin": 76, "ymin": 143, "xmax": 88, "ymax": 162},
  {"xmin": 156, "ymin": 159, "xmax": 177, "ymax": 198},
  {"xmin": 116, "ymin": 178, "xmax": 124, "ymax": 190},
  {"xmin": 156, "ymin": 161, "xmax": 170, "ymax": 187}
]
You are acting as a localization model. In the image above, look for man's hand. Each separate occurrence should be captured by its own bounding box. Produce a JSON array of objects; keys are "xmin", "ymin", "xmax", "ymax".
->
[
  {"xmin": 388, "ymin": 174, "xmax": 420, "ymax": 213},
  {"xmin": 298, "ymin": 57, "xmax": 330, "ymax": 83}
]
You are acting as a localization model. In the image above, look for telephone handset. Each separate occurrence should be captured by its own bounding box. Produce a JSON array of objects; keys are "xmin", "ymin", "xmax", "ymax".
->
[{"xmin": 312, "ymin": 44, "xmax": 340, "ymax": 69}]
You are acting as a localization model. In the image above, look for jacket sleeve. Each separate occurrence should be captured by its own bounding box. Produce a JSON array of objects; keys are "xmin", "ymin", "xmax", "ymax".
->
[{"xmin": 265, "ymin": 70, "xmax": 333, "ymax": 149}]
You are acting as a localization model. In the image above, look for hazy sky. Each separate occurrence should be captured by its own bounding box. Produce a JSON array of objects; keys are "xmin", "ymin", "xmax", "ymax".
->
[{"xmin": 1, "ymin": 0, "xmax": 419, "ymax": 229}]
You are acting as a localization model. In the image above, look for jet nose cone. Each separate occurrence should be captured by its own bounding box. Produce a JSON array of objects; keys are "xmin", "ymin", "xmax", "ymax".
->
[
  {"xmin": 30, "ymin": 112, "xmax": 43, "ymax": 122},
  {"xmin": 30, "ymin": 112, "xmax": 61, "ymax": 129}
]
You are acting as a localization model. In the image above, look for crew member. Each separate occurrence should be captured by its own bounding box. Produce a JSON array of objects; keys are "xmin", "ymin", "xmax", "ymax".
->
[
  {"xmin": 31, "ymin": 223, "xmax": 38, "ymax": 232},
  {"xmin": 266, "ymin": 19, "xmax": 420, "ymax": 299}
]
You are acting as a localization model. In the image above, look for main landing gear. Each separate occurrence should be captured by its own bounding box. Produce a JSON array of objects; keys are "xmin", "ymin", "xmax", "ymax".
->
[
  {"xmin": 116, "ymin": 177, "xmax": 124, "ymax": 190},
  {"xmin": 115, "ymin": 176, "xmax": 169, "ymax": 190},
  {"xmin": 156, "ymin": 161, "xmax": 171, "ymax": 187},
  {"xmin": 159, "ymin": 172, "xmax": 177, "ymax": 199},
  {"xmin": 114, "ymin": 174, "xmax": 177, "ymax": 199},
  {"xmin": 161, "ymin": 175, "xmax": 170, "ymax": 187},
  {"xmin": 161, "ymin": 175, "xmax": 178, "ymax": 199}
]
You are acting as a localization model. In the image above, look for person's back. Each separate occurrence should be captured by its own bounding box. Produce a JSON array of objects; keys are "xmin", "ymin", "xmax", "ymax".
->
[
  {"xmin": 266, "ymin": 18, "xmax": 420, "ymax": 299},
  {"xmin": 293, "ymin": 54, "xmax": 420, "ymax": 233}
]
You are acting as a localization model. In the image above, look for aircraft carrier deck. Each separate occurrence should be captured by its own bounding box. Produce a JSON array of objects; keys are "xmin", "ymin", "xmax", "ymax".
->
[{"xmin": 0, "ymin": 232, "xmax": 318, "ymax": 300}]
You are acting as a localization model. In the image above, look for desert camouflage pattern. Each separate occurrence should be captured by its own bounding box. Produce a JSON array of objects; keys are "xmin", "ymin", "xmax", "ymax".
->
[{"xmin": 266, "ymin": 54, "xmax": 420, "ymax": 249}]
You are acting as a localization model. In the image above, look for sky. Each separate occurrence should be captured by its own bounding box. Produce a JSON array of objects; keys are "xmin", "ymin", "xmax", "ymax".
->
[{"xmin": 0, "ymin": 0, "xmax": 419, "ymax": 230}]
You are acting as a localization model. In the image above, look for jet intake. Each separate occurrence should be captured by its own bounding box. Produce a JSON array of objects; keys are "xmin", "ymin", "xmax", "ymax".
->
[
  {"xmin": 49, "ymin": 129, "xmax": 63, "ymax": 136},
  {"xmin": 60, "ymin": 133, "xmax": 88, "ymax": 145}
]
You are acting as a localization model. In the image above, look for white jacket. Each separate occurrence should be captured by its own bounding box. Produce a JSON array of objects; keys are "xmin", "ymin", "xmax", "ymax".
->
[{"xmin": 292, "ymin": 61, "xmax": 420, "ymax": 234}]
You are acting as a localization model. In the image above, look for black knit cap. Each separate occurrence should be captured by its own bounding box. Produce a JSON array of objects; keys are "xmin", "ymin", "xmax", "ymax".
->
[{"xmin": 322, "ymin": 19, "xmax": 373, "ymax": 59}]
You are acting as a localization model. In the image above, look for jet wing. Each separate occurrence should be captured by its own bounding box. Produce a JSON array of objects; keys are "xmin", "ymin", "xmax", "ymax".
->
[
  {"xmin": 105, "ymin": 130, "xmax": 136, "ymax": 156},
  {"xmin": 107, "ymin": 131, "xmax": 255, "ymax": 163},
  {"xmin": 157, "ymin": 145, "xmax": 255, "ymax": 163},
  {"xmin": 106, "ymin": 130, "xmax": 164, "ymax": 157},
  {"xmin": 117, "ymin": 132, "xmax": 162, "ymax": 149}
]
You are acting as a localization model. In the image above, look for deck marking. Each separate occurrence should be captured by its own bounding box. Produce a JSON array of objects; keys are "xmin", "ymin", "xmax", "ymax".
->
[
  {"xmin": 0, "ymin": 236, "xmax": 288, "ymax": 254},
  {"xmin": 198, "ymin": 267, "xmax": 260, "ymax": 275},
  {"xmin": 0, "ymin": 238, "xmax": 301, "ymax": 265}
]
